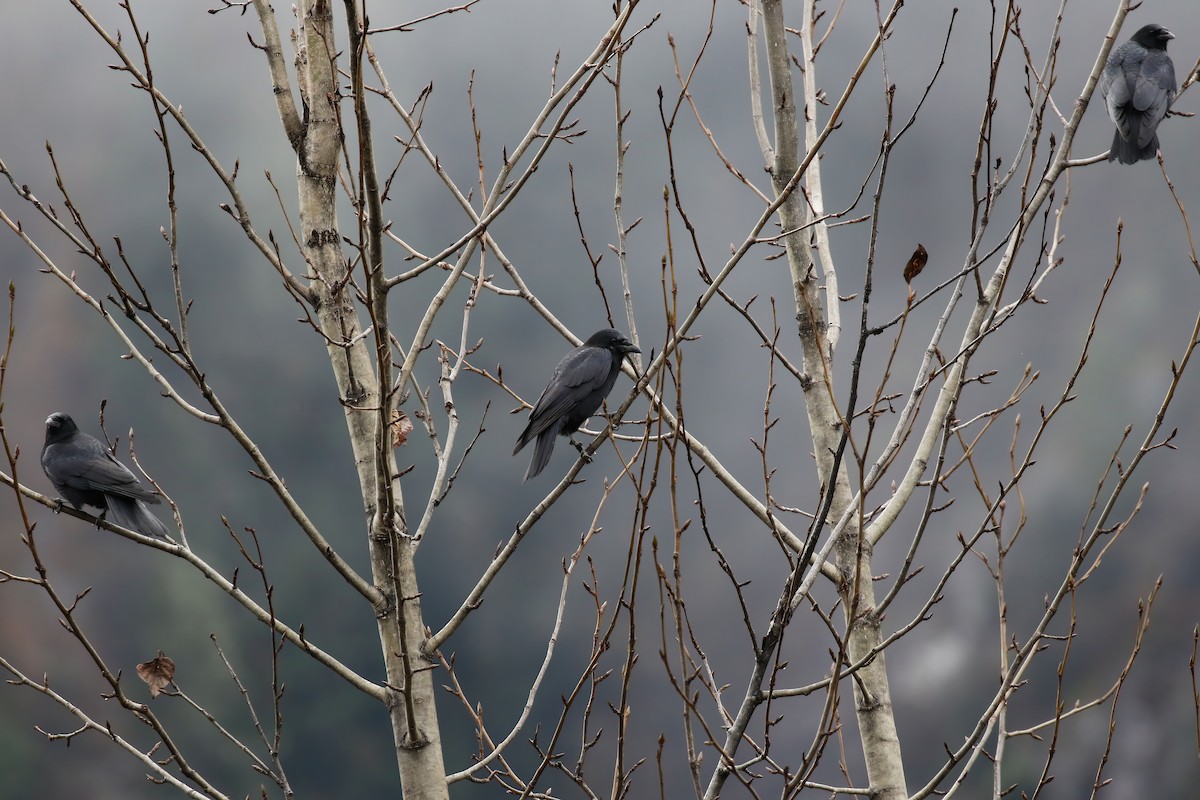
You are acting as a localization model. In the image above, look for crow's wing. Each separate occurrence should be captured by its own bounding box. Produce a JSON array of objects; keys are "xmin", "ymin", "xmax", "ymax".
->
[
  {"xmin": 1100, "ymin": 43, "xmax": 1142, "ymax": 138},
  {"xmin": 518, "ymin": 346, "xmax": 612, "ymax": 446},
  {"xmin": 1131, "ymin": 50, "xmax": 1176, "ymax": 146},
  {"xmin": 46, "ymin": 436, "xmax": 160, "ymax": 504},
  {"xmin": 1099, "ymin": 44, "xmax": 1135, "ymax": 107}
]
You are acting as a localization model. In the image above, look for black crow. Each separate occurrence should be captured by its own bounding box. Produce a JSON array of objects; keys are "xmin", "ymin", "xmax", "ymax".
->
[
  {"xmin": 514, "ymin": 328, "xmax": 641, "ymax": 481},
  {"xmin": 1099, "ymin": 23, "xmax": 1176, "ymax": 164},
  {"xmin": 41, "ymin": 412, "xmax": 171, "ymax": 539}
]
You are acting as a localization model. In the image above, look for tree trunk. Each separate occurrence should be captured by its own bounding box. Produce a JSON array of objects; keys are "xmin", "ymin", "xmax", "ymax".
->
[
  {"xmin": 760, "ymin": 1, "xmax": 908, "ymax": 796},
  {"xmin": 293, "ymin": 2, "xmax": 448, "ymax": 796}
]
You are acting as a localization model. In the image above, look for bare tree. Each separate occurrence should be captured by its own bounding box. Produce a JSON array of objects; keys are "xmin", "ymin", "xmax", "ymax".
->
[{"xmin": 2, "ymin": 0, "xmax": 1197, "ymax": 797}]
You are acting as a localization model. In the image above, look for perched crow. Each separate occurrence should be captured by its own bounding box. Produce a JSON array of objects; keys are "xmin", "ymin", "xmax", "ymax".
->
[
  {"xmin": 1099, "ymin": 23, "xmax": 1176, "ymax": 164},
  {"xmin": 514, "ymin": 328, "xmax": 641, "ymax": 481},
  {"xmin": 41, "ymin": 412, "xmax": 171, "ymax": 539}
]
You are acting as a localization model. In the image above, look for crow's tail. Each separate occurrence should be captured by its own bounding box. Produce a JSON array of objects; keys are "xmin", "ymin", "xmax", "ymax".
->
[
  {"xmin": 1110, "ymin": 129, "xmax": 1158, "ymax": 164},
  {"xmin": 524, "ymin": 430, "xmax": 556, "ymax": 481},
  {"xmin": 106, "ymin": 495, "xmax": 171, "ymax": 539}
]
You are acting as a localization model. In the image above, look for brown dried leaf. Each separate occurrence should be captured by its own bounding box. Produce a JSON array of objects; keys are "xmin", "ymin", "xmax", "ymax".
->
[
  {"xmin": 903, "ymin": 243, "xmax": 928, "ymax": 283},
  {"xmin": 136, "ymin": 651, "xmax": 176, "ymax": 698},
  {"xmin": 390, "ymin": 410, "xmax": 414, "ymax": 448}
]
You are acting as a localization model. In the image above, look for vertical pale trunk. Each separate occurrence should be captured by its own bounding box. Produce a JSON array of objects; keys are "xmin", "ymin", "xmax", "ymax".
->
[
  {"xmin": 759, "ymin": 1, "xmax": 907, "ymax": 796},
  {"xmin": 296, "ymin": 2, "xmax": 448, "ymax": 796}
]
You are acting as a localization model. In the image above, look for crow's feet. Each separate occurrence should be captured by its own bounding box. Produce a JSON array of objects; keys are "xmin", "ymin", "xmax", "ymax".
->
[{"xmin": 569, "ymin": 437, "xmax": 593, "ymax": 464}]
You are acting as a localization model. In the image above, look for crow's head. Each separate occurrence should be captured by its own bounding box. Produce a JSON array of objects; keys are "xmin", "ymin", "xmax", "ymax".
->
[
  {"xmin": 1130, "ymin": 24, "xmax": 1174, "ymax": 51},
  {"xmin": 585, "ymin": 328, "xmax": 641, "ymax": 357},
  {"xmin": 44, "ymin": 412, "xmax": 79, "ymax": 445}
]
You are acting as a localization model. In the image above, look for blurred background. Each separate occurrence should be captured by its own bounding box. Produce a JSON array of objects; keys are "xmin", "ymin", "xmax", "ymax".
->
[{"xmin": 2, "ymin": 0, "xmax": 1199, "ymax": 797}]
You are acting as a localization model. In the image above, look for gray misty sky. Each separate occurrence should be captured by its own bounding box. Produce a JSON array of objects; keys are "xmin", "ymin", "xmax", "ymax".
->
[{"xmin": 2, "ymin": 1, "xmax": 1200, "ymax": 797}]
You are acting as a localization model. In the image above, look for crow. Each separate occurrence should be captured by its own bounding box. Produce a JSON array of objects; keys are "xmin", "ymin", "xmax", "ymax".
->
[
  {"xmin": 1099, "ymin": 23, "xmax": 1176, "ymax": 164},
  {"xmin": 41, "ymin": 412, "xmax": 171, "ymax": 539},
  {"xmin": 514, "ymin": 328, "xmax": 641, "ymax": 481}
]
